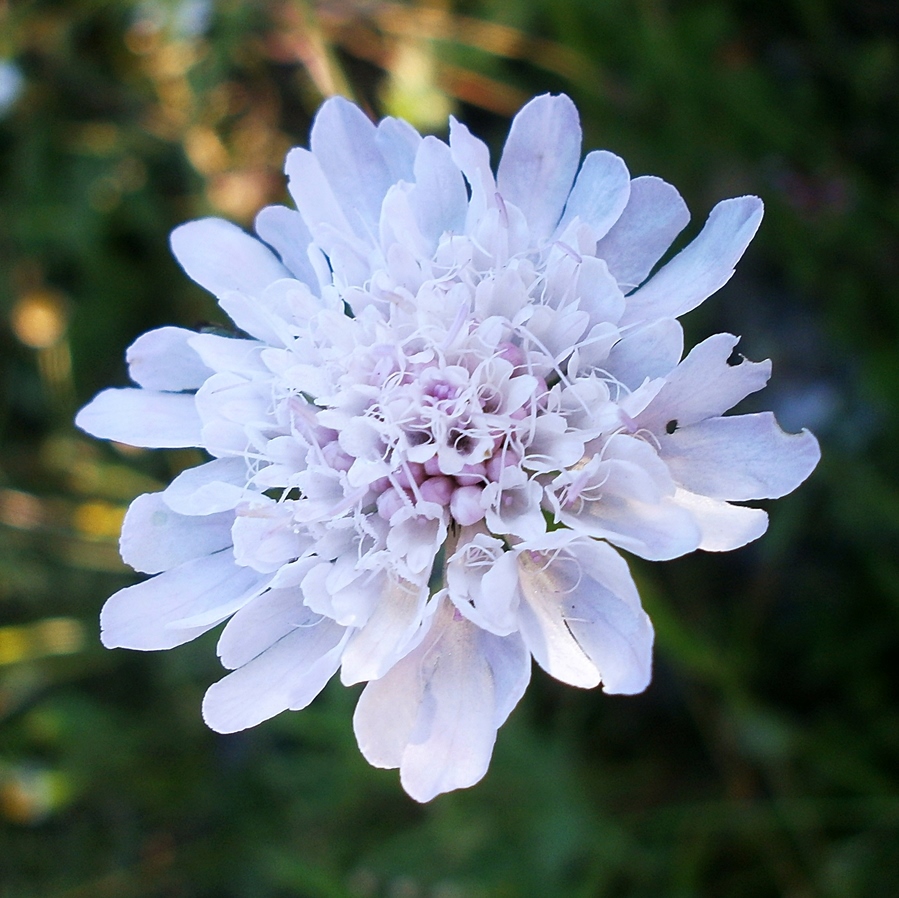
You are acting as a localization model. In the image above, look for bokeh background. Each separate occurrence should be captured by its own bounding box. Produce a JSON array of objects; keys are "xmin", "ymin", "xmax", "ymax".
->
[{"xmin": 1, "ymin": 1, "xmax": 897, "ymax": 895}]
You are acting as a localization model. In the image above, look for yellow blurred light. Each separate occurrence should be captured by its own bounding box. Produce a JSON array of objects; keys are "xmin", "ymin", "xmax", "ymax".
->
[
  {"xmin": 0, "ymin": 628, "xmax": 29, "ymax": 666},
  {"xmin": 206, "ymin": 169, "xmax": 275, "ymax": 221},
  {"xmin": 381, "ymin": 41, "xmax": 453, "ymax": 130},
  {"xmin": 0, "ymin": 618, "xmax": 85, "ymax": 667},
  {"xmin": 10, "ymin": 288, "xmax": 69, "ymax": 349},
  {"xmin": 72, "ymin": 501, "xmax": 125, "ymax": 540},
  {"xmin": 184, "ymin": 125, "xmax": 230, "ymax": 174}
]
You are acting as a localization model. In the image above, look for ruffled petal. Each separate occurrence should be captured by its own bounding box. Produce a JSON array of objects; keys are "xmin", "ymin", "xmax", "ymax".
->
[
  {"xmin": 75, "ymin": 388, "xmax": 201, "ymax": 448},
  {"xmin": 636, "ymin": 333, "xmax": 771, "ymax": 431},
  {"xmin": 100, "ymin": 552, "xmax": 267, "ymax": 650},
  {"xmin": 516, "ymin": 536, "xmax": 653, "ymax": 693},
  {"xmin": 353, "ymin": 596, "xmax": 530, "ymax": 802},
  {"xmin": 661, "ymin": 412, "xmax": 821, "ymax": 500},
  {"xmin": 120, "ymin": 492, "xmax": 233, "ymax": 574},
  {"xmin": 595, "ymin": 176, "xmax": 690, "ymax": 291},
  {"xmin": 126, "ymin": 327, "xmax": 210, "ymax": 392},
  {"xmin": 170, "ymin": 218, "xmax": 291, "ymax": 299},
  {"xmin": 624, "ymin": 196, "xmax": 764, "ymax": 323},
  {"xmin": 497, "ymin": 93, "xmax": 582, "ymax": 240}
]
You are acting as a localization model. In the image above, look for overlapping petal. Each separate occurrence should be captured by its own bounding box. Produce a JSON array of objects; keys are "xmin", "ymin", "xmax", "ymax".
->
[{"xmin": 77, "ymin": 92, "xmax": 819, "ymax": 803}]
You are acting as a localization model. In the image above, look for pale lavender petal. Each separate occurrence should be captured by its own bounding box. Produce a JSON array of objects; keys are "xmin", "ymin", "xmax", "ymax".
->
[
  {"xmin": 353, "ymin": 597, "xmax": 530, "ymax": 802},
  {"xmin": 604, "ymin": 318, "xmax": 684, "ymax": 390},
  {"xmin": 673, "ymin": 489, "xmax": 769, "ymax": 552},
  {"xmin": 187, "ymin": 333, "xmax": 266, "ymax": 378},
  {"xmin": 595, "ymin": 176, "xmax": 690, "ymax": 291},
  {"xmin": 100, "ymin": 552, "xmax": 266, "ymax": 651},
  {"xmin": 661, "ymin": 412, "xmax": 821, "ymax": 500},
  {"xmin": 448, "ymin": 117, "xmax": 495, "ymax": 225},
  {"xmin": 497, "ymin": 93, "xmax": 581, "ymax": 240},
  {"xmin": 624, "ymin": 196, "xmax": 764, "ymax": 323},
  {"xmin": 202, "ymin": 614, "xmax": 346, "ymax": 733},
  {"xmin": 409, "ymin": 136, "xmax": 468, "ymax": 250},
  {"xmin": 284, "ymin": 147, "xmax": 354, "ymax": 238},
  {"xmin": 254, "ymin": 204, "xmax": 319, "ymax": 289},
  {"xmin": 120, "ymin": 492, "xmax": 233, "ymax": 574},
  {"xmin": 170, "ymin": 218, "xmax": 291, "ymax": 299},
  {"xmin": 126, "ymin": 327, "xmax": 210, "ymax": 391},
  {"xmin": 75, "ymin": 388, "xmax": 201, "ymax": 448},
  {"xmin": 216, "ymin": 581, "xmax": 315, "ymax": 669},
  {"xmin": 162, "ymin": 457, "xmax": 249, "ymax": 514},
  {"xmin": 553, "ymin": 437, "xmax": 702, "ymax": 561},
  {"xmin": 310, "ymin": 96, "xmax": 392, "ymax": 234},
  {"xmin": 516, "ymin": 537, "xmax": 653, "ymax": 694},
  {"xmin": 637, "ymin": 333, "xmax": 771, "ymax": 432},
  {"xmin": 557, "ymin": 149, "xmax": 631, "ymax": 239},
  {"xmin": 339, "ymin": 574, "xmax": 429, "ymax": 685},
  {"xmin": 375, "ymin": 115, "xmax": 422, "ymax": 182}
]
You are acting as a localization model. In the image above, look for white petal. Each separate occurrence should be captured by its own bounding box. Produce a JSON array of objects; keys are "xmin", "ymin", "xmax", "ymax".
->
[
  {"xmin": 661, "ymin": 412, "xmax": 821, "ymax": 501},
  {"xmin": 409, "ymin": 136, "xmax": 468, "ymax": 250},
  {"xmin": 516, "ymin": 538, "xmax": 653, "ymax": 694},
  {"xmin": 126, "ymin": 327, "xmax": 210, "ymax": 391},
  {"xmin": 170, "ymin": 218, "xmax": 291, "ymax": 299},
  {"xmin": 497, "ymin": 93, "xmax": 581, "ymax": 240},
  {"xmin": 575, "ymin": 256, "xmax": 626, "ymax": 329},
  {"xmin": 100, "ymin": 552, "xmax": 266, "ymax": 650},
  {"xmin": 120, "ymin": 492, "xmax": 233, "ymax": 574},
  {"xmin": 446, "ymin": 536, "xmax": 520, "ymax": 635},
  {"xmin": 202, "ymin": 613, "xmax": 345, "ymax": 733},
  {"xmin": 553, "ymin": 437, "xmax": 702, "ymax": 561},
  {"xmin": 310, "ymin": 96, "xmax": 393, "ymax": 235},
  {"xmin": 673, "ymin": 488, "xmax": 769, "ymax": 552},
  {"xmin": 353, "ymin": 597, "xmax": 530, "ymax": 802},
  {"xmin": 604, "ymin": 318, "xmax": 684, "ymax": 390},
  {"xmin": 624, "ymin": 196, "xmax": 764, "ymax": 323},
  {"xmin": 254, "ymin": 204, "xmax": 319, "ymax": 290},
  {"xmin": 375, "ymin": 115, "xmax": 421, "ymax": 181},
  {"xmin": 557, "ymin": 149, "xmax": 631, "ymax": 239},
  {"xmin": 162, "ymin": 457, "xmax": 249, "ymax": 514},
  {"xmin": 187, "ymin": 333, "xmax": 266, "ymax": 377},
  {"xmin": 595, "ymin": 176, "xmax": 690, "ymax": 290},
  {"xmin": 448, "ymin": 117, "xmax": 495, "ymax": 226},
  {"xmin": 285, "ymin": 147, "xmax": 354, "ymax": 239},
  {"xmin": 217, "ymin": 580, "xmax": 315, "ymax": 669},
  {"xmin": 637, "ymin": 333, "xmax": 771, "ymax": 432},
  {"xmin": 75, "ymin": 388, "xmax": 201, "ymax": 448},
  {"xmin": 339, "ymin": 574, "xmax": 429, "ymax": 685}
]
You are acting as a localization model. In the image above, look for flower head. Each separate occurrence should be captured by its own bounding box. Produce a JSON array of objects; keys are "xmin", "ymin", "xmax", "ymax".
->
[{"xmin": 76, "ymin": 94, "xmax": 820, "ymax": 801}]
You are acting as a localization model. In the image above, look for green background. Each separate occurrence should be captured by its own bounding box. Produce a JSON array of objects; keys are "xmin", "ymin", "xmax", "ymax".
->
[{"xmin": 1, "ymin": 1, "xmax": 897, "ymax": 895}]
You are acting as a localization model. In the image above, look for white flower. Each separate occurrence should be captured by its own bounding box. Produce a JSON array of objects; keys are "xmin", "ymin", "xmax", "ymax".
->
[{"xmin": 76, "ymin": 94, "xmax": 820, "ymax": 802}]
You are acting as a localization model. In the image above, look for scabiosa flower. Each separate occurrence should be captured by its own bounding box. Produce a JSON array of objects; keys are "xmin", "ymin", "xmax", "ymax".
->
[{"xmin": 76, "ymin": 94, "xmax": 820, "ymax": 801}]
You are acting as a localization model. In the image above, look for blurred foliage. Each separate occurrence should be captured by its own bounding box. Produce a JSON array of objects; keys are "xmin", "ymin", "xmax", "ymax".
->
[{"xmin": 1, "ymin": 0, "xmax": 898, "ymax": 896}]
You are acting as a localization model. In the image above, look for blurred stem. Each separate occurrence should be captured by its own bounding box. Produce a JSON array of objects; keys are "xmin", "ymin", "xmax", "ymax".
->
[{"xmin": 292, "ymin": 0, "xmax": 355, "ymax": 103}]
